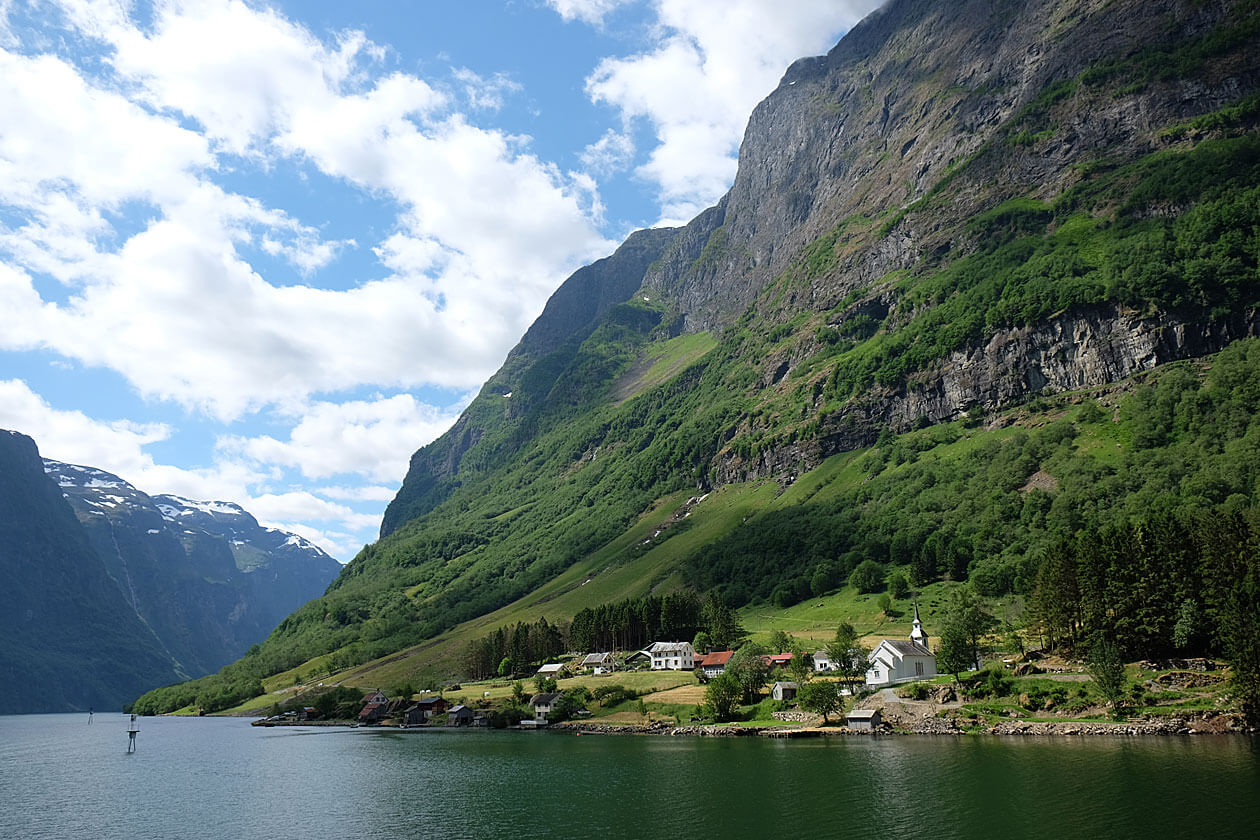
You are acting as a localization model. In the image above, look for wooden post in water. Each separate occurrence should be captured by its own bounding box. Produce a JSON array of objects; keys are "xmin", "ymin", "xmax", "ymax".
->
[{"xmin": 126, "ymin": 714, "xmax": 139, "ymax": 753}]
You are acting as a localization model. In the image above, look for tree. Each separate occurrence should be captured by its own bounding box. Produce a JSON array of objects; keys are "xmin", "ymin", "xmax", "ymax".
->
[
  {"xmin": 727, "ymin": 642, "xmax": 771, "ymax": 703},
  {"xmin": 797, "ymin": 680, "xmax": 843, "ymax": 723},
  {"xmin": 692, "ymin": 630, "xmax": 713, "ymax": 654},
  {"xmin": 788, "ymin": 650, "xmax": 813, "ymax": 684},
  {"xmin": 849, "ymin": 560, "xmax": 887, "ymax": 594},
  {"xmin": 511, "ymin": 680, "xmax": 527, "ymax": 705},
  {"xmin": 937, "ymin": 619, "xmax": 977, "ymax": 684},
  {"xmin": 497, "ymin": 657, "xmax": 513, "ymax": 678},
  {"xmin": 701, "ymin": 673, "xmax": 743, "ymax": 722},
  {"xmin": 700, "ymin": 593, "xmax": 747, "ymax": 650},
  {"xmin": 1086, "ymin": 636, "xmax": 1128, "ymax": 716},
  {"xmin": 825, "ymin": 623, "xmax": 870, "ymax": 690},
  {"xmin": 768, "ymin": 629, "xmax": 795, "ymax": 654},
  {"xmin": 938, "ymin": 588, "xmax": 995, "ymax": 681},
  {"xmin": 888, "ymin": 572, "xmax": 910, "ymax": 600}
]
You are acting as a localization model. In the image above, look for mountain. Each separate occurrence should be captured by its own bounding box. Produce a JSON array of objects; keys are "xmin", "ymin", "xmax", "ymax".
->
[
  {"xmin": 135, "ymin": 0, "xmax": 1260, "ymax": 711},
  {"xmin": 0, "ymin": 431, "xmax": 180, "ymax": 713},
  {"xmin": 0, "ymin": 430, "xmax": 342, "ymax": 713},
  {"xmin": 45, "ymin": 459, "xmax": 342, "ymax": 681}
]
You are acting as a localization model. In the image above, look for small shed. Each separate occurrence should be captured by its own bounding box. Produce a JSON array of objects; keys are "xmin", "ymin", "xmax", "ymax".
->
[
  {"xmin": 447, "ymin": 705, "xmax": 475, "ymax": 726},
  {"xmin": 771, "ymin": 681, "xmax": 799, "ymax": 702},
  {"xmin": 846, "ymin": 708, "xmax": 883, "ymax": 730},
  {"xmin": 402, "ymin": 704, "xmax": 427, "ymax": 726}
]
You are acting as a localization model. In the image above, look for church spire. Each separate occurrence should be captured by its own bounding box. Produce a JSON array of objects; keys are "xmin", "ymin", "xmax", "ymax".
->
[{"xmin": 910, "ymin": 601, "xmax": 929, "ymax": 651}]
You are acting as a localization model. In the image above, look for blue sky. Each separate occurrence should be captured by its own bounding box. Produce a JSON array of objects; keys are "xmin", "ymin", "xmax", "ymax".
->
[{"xmin": 0, "ymin": 0, "xmax": 879, "ymax": 560}]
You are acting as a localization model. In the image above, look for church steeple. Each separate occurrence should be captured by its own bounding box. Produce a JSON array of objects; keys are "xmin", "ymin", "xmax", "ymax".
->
[{"xmin": 910, "ymin": 601, "xmax": 929, "ymax": 651}]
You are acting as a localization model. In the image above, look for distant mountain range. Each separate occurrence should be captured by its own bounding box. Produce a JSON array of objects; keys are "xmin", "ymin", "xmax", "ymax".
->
[{"xmin": 0, "ymin": 430, "xmax": 341, "ymax": 713}]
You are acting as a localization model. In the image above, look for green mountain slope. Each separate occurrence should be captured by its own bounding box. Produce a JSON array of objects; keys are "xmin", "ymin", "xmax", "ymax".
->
[{"xmin": 135, "ymin": 0, "xmax": 1260, "ymax": 713}]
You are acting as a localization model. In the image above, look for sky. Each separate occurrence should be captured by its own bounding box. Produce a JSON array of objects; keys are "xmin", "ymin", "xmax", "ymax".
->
[{"xmin": 0, "ymin": 0, "xmax": 881, "ymax": 561}]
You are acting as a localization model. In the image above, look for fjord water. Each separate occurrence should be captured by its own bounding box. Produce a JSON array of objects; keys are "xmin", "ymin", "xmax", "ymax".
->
[{"xmin": 2, "ymin": 715, "xmax": 1257, "ymax": 839}]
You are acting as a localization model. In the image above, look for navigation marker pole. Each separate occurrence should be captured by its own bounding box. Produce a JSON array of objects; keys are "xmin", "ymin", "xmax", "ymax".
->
[{"xmin": 126, "ymin": 714, "xmax": 139, "ymax": 753}]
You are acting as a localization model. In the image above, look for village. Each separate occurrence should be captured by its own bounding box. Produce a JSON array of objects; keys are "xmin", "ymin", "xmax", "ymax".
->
[{"xmin": 253, "ymin": 605, "xmax": 1240, "ymax": 736}]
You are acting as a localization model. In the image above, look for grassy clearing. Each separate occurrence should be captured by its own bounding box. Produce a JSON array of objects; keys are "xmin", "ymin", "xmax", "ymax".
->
[{"xmin": 612, "ymin": 332, "xmax": 718, "ymax": 404}]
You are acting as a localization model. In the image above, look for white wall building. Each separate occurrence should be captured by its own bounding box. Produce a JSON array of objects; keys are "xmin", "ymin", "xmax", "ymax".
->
[
  {"xmin": 865, "ymin": 604, "xmax": 937, "ymax": 687},
  {"xmin": 648, "ymin": 641, "xmax": 695, "ymax": 671}
]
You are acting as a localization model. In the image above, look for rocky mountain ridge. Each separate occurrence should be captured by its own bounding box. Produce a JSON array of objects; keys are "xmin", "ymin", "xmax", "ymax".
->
[{"xmin": 44, "ymin": 458, "xmax": 342, "ymax": 682}]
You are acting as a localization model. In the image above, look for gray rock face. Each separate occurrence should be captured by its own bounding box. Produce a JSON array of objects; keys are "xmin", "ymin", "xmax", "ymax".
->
[
  {"xmin": 0, "ymin": 432, "xmax": 180, "ymax": 713},
  {"xmin": 667, "ymin": 0, "xmax": 1258, "ymax": 328},
  {"xmin": 44, "ymin": 460, "xmax": 341, "ymax": 679},
  {"xmin": 388, "ymin": 0, "xmax": 1260, "ymax": 523}
]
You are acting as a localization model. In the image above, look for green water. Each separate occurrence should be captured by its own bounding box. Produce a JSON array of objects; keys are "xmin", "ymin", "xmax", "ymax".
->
[{"xmin": 1, "ymin": 715, "xmax": 1257, "ymax": 839}]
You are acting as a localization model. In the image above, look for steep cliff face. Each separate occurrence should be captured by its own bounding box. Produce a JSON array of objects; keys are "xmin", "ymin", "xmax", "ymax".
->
[
  {"xmin": 665, "ymin": 0, "xmax": 1258, "ymax": 330},
  {"xmin": 389, "ymin": 0, "xmax": 1260, "ymax": 507},
  {"xmin": 0, "ymin": 432, "xmax": 180, "ymax": 713},
  {"xmin": 382, "ymin": 226, "xmax": 680, "ymax": 536},
  {"xmin": 45, "ymin": 461, "xmax": 341, "ymax": 679}
]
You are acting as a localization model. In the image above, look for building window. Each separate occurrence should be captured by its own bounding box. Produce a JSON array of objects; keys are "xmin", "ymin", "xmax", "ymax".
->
[{"xmin": 915, "ymin": 661, "xmax": 924, "ymax": 676}]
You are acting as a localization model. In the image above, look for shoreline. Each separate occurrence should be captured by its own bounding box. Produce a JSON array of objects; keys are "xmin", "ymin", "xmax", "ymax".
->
[{"xmin": 247, "ymin": 713, "xmax": 1249, "ymax": 737}]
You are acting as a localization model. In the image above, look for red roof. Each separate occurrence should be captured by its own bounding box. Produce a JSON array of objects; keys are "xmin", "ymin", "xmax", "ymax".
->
[
  {"xmin": 762, "ymin": 653, "xmax": 794, "ymax": 666},
  {"xmin": 696, "ymin": 650, "xmax": 734, "ymax": 667}
]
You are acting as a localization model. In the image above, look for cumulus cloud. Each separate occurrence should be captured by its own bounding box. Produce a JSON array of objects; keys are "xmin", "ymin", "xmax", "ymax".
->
[
  {"xmin": 579, "ymin": 0, "xmax": 883, "ymax": 223},
  {"xmin": 0, "ymin": 378, "xmax": 173, "ymax": 474},
  {"xmin": 0, "ymin": 377, "xmax": 401, "ymax": 559},
  {"xmin": 219, "ymin": 392, "xmax": 469, "ymax": 483},
  {"xmin": 451, "ymin": 66, "xmax": 523, "ymax": 111},
  {"xmin": 547, "ymin": 0, "xmax": 634, "ymax": 26},
  {"xmin": 0, "ymin": 1, "xmax": 614, "ymax": 422},
  {"xmin": 580, "ymin": 128, "xmax": 636, "ymax": 176}
]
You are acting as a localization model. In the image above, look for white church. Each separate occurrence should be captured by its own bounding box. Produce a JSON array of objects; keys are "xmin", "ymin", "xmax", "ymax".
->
[{"xmin": 865, "ymin": 604, "xmax": 937, "ymax": 687}]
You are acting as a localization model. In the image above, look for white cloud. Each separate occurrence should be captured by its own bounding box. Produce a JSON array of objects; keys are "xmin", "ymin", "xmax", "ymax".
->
[
  {"xmin": 547, "ymin": 0, "xmax": 635, "ymax": 26},
  {"xmin": 219, "ymin": 392, "xmax": 468, "ymax": 483},
  {"xmin": 317, "ymin": 484, "xmax": 400, "ymax": 503},
  {"xmin": 581, "ymin": 0, "xmax": 883, "ymax": 223},
  {"xmin": 0, "ymin": 378, "xmax": 172, "ymax": 475},
  {"xmin": 451, "ymin": 66, "xmax": 523, "ymax": 111},
  {"xmin": 580, "ymin": 128, "xmax": 636, "ymax": 176},
  {"xmin": 0, "ymin": 2, "xmax": 614, "ymax": 421},
  {"xmin": 0, "ymin": 378, "xmax": 391, "ymax": 559}
]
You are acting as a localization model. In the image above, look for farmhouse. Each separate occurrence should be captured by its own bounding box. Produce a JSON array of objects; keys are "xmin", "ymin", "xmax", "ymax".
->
[
  {"xmin": 531, "ymin": 692, "xmax": 562, "ymax": 723},
  {"xmin": 536, "ymin": 662, "xmax": 567, "ymax": 680},
  {"xmin": 582, "ymin": 652, "xmax": 616, "ymax": 674},
  {"xmin": 695, "ymin": 650, "xmax": 734, "ymax": 678},
  {"xmin": 648, "ymin": 641, "xmax": 695, "ymax": 670}
]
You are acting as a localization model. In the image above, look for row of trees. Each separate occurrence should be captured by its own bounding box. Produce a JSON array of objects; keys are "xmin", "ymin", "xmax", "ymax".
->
[{"xmin": 462, "ymin": 592, "xmax": 747, "ymax": 681}]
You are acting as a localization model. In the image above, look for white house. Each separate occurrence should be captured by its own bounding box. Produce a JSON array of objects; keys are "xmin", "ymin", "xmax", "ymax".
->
[
  {"xmin": 536, "ymin": 662, "xmax": 567, "ymax": 680},
  {"xmin": 813, "ymin": 651, "xmax": 834, "ymax": 672},
  {"xmin": 865, "ymin": 604, "xmax": 937, "ymax": 687},
  {"xmin": 530, "ymin": 692, "xmax": 561, "ymax": 723},
  {"xmin": 648, "ymin": 641, "xmax": 695, "ymax": 670},
  {"xmin": 582, "ymin": 652, "xmax": 616, "ymax": 674}
]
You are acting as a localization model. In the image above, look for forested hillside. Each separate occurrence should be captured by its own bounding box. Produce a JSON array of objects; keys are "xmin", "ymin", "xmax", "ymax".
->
[{"xmin": 134, "ymin": 0, "xmax": 1260, "ymax": 716}]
